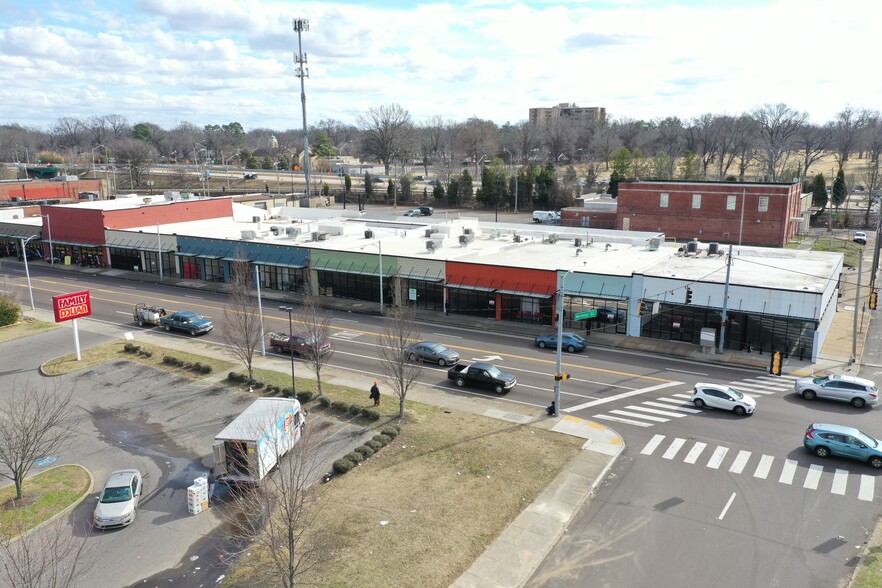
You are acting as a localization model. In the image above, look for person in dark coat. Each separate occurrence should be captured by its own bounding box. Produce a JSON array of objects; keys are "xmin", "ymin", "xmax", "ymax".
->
[{"xmin": 369, "ymin": 381, "xmax": 380, "ymax": 406}]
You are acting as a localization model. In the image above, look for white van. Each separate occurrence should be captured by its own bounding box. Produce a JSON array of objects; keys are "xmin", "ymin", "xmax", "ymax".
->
[{"xmin": 533, "ymin": 211, "xmax": 560, "ymax": 224}]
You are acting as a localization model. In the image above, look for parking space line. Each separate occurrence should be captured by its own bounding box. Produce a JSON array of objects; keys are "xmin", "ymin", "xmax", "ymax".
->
[
  {"xmin": 641, "ymin": 434, "xmax": 665, "ymax": 455},
  {"xmin": 753, "ymin": 455, "xmax": 774, "ymax": 479},
  {"xmin": 859, "ymin": 475, "xmax": 875, "ymax": 501},
  {"xmin": 707, "ymin": 446, "xmax": 729, "ymax": 469},
  {"xmin": 803, "ymin": 464, "xmax": 823, "ymax": 490},
  {"xmin": 684, "ymin": 442, "xmax": 707, "ymax": 464},
  {"xmin": 662, "ymin": 438, "xmax": 686, "ymax": 460},
  {"xmin": 778, "ymin": 459, "xmax": 798, "ymax": 485},
  {"xmin": 728, "ymin": 450, "xmax": 751, "ymax": 474},
  {"xmin": 831, "ymin": 469, "xmax": 849, "ymax": 495}
]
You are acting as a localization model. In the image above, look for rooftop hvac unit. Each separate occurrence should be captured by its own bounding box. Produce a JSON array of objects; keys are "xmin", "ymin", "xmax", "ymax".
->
[
  {"xmin": 547, "ymin": 234, "xmax": 559, "ymax": 244},
  {"xmin": 574, "ymin": 238, "xmax": 582, "ymax": 247},
  {"xmin": 365, "ymin": 230, "xmax": 374, "ymax": 239},
  {"xmin": 426, "ymin": 241, "xmax": 436, "ymax": 252},
  {"xmin": 648, "ymin": 237, "xmax": 661, "ymax": 251},
  {"xmin": 252, "ymin": 216, "xmax": 261, "ymax": 223},
  {"xmin": 463, "ymin": 228, "xmax": 473, "ymax": 235},
  {"xmin": 241, "ymin": 230, "xmax": 257, "ymax": 240},
  {"xmin": 285, "ymin": 227, "xmax": 300, "ymax": 237},
  {"xmin": 686, "ymin": 240, "xmax": 698, "ymax": 254},
  {"xmin": 318, "ymin": 232, "xmax": 329, "ymax": 241},
  {"xmin": 425, "ymin": 228, "xmax": 433, "ymax": 238},
  {"xmin": 270, "ymin": 226, "xmax": 281, "ymax": 235},
  {"xmin": 312, "ymin": 231, "xmax": 321, "ymax": 242},
  {"xmin": 458, "ymin": 235, "xmax": 469, "ymax": 245},
  {"xmin": 707, "ymin": 242, "xmax": 720, "ymax": 256},
  {"xmin": 513, "ymin": 234, "xmax": 522, "ymax": 243}
]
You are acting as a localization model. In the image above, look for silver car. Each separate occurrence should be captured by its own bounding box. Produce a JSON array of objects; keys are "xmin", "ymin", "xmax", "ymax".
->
[
  {"xmin": 94, "ymin": 469, "xmax": 143, "ymax": 529},
  {"xmin": 795, "ymin": 374, "xmax": 878, "ymax": 408},
  {"xmin": 405, "ymin": 341, "xmax": 460, "ymax": 367},
  {"xmin": 692, "ymin": 383, "xmax": 757, "ymax": 416}
]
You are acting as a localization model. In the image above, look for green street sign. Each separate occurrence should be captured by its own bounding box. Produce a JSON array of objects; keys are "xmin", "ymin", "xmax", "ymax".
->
[{"xmin": 574, "ymin": 310, "xmax": 597, "ymax": 320}]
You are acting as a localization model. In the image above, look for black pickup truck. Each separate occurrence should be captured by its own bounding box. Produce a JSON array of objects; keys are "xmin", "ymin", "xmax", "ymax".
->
[{"xmin": 447, "ymin": 362, "xmax": 516, "ymax": 394}]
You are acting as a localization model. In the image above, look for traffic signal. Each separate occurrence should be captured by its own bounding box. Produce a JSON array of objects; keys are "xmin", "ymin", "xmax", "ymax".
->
[
  {"xmin": 871, "ymin": 290, "xmax": 878, "ymax": 310},
  {"xmin": 769, "ymin": 351, "xmax": 783, "ymax": 376},
  {"xmin": 554, "ymin": 373, "xmax": 570, "ymax": 382},
  {"xmin": 637, "ymin": 299, "xmax": 643, "ymax": 316},
  {"xmin": 685, "ymin": 287, "xmax": 693, "ymax": 305}
]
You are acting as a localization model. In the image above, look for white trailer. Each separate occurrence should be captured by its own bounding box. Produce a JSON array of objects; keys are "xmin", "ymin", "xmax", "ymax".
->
[{"xmin": 212, "ymin": 397, "xmax": 305, "ymax": 485}]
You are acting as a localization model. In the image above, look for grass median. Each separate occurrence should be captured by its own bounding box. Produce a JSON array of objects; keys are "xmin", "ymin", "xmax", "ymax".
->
[
  {"xmin": 0, "ymin": 318, "xmax": 57, "ymax": 344},
  {"xmin": 0, "ymin": 465, "xmax": 90, "ymax": 538},
  {"xmin": 42, "ymin": 339, "xmax": 235, "ymax": 376}
]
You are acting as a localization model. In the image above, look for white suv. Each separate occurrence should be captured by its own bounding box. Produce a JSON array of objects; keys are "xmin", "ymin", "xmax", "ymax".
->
[
  {"xmin": 854, "ymin": 231, "xmax": 867, "ymax": 245},
  {"xmin": 795, "ymin": 374, "xmax": 877, "ymax": 408}
]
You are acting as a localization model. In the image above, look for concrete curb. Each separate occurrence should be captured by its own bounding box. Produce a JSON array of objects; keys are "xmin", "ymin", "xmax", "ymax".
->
[{"xmin": 10, "ymin": 464, "xmax": 94, "ymax": 543}]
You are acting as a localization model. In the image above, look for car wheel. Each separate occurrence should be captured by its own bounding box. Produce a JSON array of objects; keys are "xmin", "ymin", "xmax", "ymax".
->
[
  {"xmin": 801, "ymin": 390, "xmax": 816, "ymax": 400},
  {"xmin": 455, "ymin": 377, "xmax": 465, "ymax": 388},
  {"xmin": 438, "ymin": 358, "xmax": 447, "ymax": 367},
  {"xmin": 693, "ymin": 398, "xmax": 706, "ymax": 409},
  {"xmin": 871, "ymin": 456, "xmax": 882, "ymax": 469},
  {"xmin": 138, "ymin": 318, "xmax": 145, "ymax": 327},
  {"xmin": 408, "ymin": 352, "xmax": 418, "ymax": 362},
  {"xmin": 538, "ymin": 341, "xmax": 547, "ymax": 349},
  {"xmin": 733, "ymin": 405, "xmax": 746, "ymax": 416},
  {"xmin": 851, "ymin": 397, "xmax": 867, "ymax": 409},
  {"xmin": 494, "ymin": 384, "xmax": 505, "ymax": 394},
  {"xmin": 272, "ymin": 345, "xmax": 281, "ymax": 353},
  {"xmin": 566, "ymin": 345, "xmax": 576, "ymax": 353},
  {"xmin": 164, "ymin": 325, "xmax": 171, "ymax": 332},
  {"xmin": 814, "ymin": 446, "xmax": 830, "ymax": 458}
]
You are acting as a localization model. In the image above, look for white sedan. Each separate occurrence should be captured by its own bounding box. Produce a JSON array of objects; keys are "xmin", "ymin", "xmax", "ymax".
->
[
  {"xmin": 691, "ymin": 383, "xmax": 756, "ymax": 416},
  {"xmin": 94, "ymin": 469, "xmax": 143, "ymax": 529}
]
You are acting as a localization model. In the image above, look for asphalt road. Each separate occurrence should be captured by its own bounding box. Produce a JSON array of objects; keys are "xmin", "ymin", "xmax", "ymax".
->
[{"xmin": 4, "ymin": 263, "xmax": 881, "ymax": 587}]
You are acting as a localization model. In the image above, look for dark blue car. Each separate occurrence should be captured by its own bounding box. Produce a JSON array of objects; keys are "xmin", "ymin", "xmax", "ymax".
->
[{"xmin": 534, "ymin": 332, "xmax": 587, "ymax": 353}]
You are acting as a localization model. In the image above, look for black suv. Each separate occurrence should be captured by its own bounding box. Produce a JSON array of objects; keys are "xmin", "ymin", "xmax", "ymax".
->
[{"xmin": 419, "ymin": 206, "xmax": 433, "ymax": 216}]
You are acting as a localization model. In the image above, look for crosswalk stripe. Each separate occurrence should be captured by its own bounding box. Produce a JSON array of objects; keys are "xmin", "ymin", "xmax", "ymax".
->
[
  {"xmin": 671, "ymin": 393, "xmax": 693, "ymax": 400},
  {"xmin": 609, "ymin": 409, "xmax": 668, "ymax": 423},
  {"xmin": 753, "ymin": 455, "xmax": 774, "ymax": 479},
  {"xmin": 625, "ymin": 405, "xmax": 687, "ymax": 418},
  {"xmin": 727, "ymin": 384, "xmax": 778, "ymax": 395},
  {"xmin": 729, "ymin": 450, "xmax": 751, "ymax": 474},
  {"xmin": 642, "ymin": 401, "xmax": 701, "ymax": 414},
  {"xmin": 804, "ymin": 464, "xmax": 823, "ymax": 490},
  {"xmin": 641, "ymin": 434, "xmax": 665, "ymax": 455},
  {"xmin": 859, "ymin": 475, "xmax": 875, "ymax": 501},
  {"xmin": 592, "ymin": 413, "xmax": 653, "ymax": 427},
  {"xmin": 684, "ymin": 442, "xmax": 707, "ymax": 464},
  {"xmin": 663, "ymin": 438, "xmax": 687, "ymax": 460},
  {"xmin": 738, "ymin": 378, "xmax": 792, "ymax": 387},
  {"xmin": 707, "ymin": 446, "xmax": 729, "ymax": 469},
  {"xmin": 778, "ymin": 459, "xmax": 798, "ymax": 484},
  {"xmin": 832, "ymin": 469, "xmax": 848, "ymax": 495}
]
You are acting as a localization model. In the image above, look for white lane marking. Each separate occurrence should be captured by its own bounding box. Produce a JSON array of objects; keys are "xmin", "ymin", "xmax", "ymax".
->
[
  {"xmin": 118, "ymin": 285, "xmax": 137, "ymax": 289},
  {"xmin": 831, "ymin": 469, "xmax": 848, "ymax": 495},
  {"xmin": 729, "ymin": 450, "xmax": 751, "ymax": 474},
  {"xmin": 564, "ymin": 381, "xmax": 683, "ymax": 412},
  {"xmin": 718, "ymin": 492, "xmax": 737, "ymax": 520},
  {"xmin": 859, "ymin": 475, "xmax": 875, "ymax": 502},
  {"xmin": 778, "ymin": 459, "xmax": 798, "ymax": 485},
  {"xmin": 666, "ymin": 368, "xmax": 708, "ymax": 376},
  {"xmin": 624, "ymin": 405, "xmax": 687, "ymax": 418},
  {"xmin": 433, "ymin": 333, "xmax": 462, "ymax": 338},
  {"xmin": 334, "ymin": 318, "xmax": 360, "ymax": 323},
  {"xmin": 116, "ymin": 311, "xmax": 131, "ymax": 315},
  {"xmin": 609, "ymin": 409, "xmax": 668, "ymax": 423},
  {"xmin": 592, "ymin": 414, "xmax": 652, "ymax": 427},
  {"xmin": 662, "ymin": 438, "xmax": 687, "ymax": 460},
  {"xmin": 684, "ymin": 442, "xmax": 707, "ymax": 464},
  {"xmin": 641, "ymin": 434, "xmax": 665, "ymax": 455},
  {"xmin": 183, "ymin": 294, "xmax": 204, "ymax": 299},
  {"xmin": 644, "ymin": 400, "xmax": 701, "ymax": 413},
  {"xmin": 803, "ymin": 464, "xmax": 823, "ymax": 490},
  {"xmin": 753, "ymin": 455, "xmax": 774, "ymax": 479},
  {"xmin": 707, "ymin": 446, "xmax": 729, "ymax": 469}
]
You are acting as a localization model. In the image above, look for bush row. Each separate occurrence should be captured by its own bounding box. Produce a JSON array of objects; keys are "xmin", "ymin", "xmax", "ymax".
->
[
  {"xmin": 162, "ymin": 355, "xmax": 213, "ymax": 374},
  {"xmin": 332, "ymin": 424, "xmax": 402, "ymax": 475},
  {"xmin": 225, "ymin": 373, "xmax": 313, "ymax": 402},
  {"xmin": 317, "ymin": 396, "xmax": 381, "ymax": 421},
  {"xmin": 122, "ymin": 343, "xmax": 154, "ymax": 358}
]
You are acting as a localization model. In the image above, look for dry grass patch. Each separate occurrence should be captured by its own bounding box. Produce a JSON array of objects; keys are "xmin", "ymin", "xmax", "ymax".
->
[
  {"xmin": 42, "ymin": 340, "xmax": 235, "ymax": 376},
  {"xmin": 228, "ymin": 400, "xmax": 582, "ymax": 587},
  {"xmin": 853, "ymin": 522, "xmax": 882, "ymax": 588},
  {"xmin": 0, "ymin": 318, "xmax": 57, "ymax": 344},
  {"xmin": 0, "ymin": 465, "xmax": 90, "ymax": 538}
]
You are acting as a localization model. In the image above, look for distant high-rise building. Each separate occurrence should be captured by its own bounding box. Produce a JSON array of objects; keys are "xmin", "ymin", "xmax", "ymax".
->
[{"xmin": 529, "ymin": 103, "xmax": 607, "ymax": 126}]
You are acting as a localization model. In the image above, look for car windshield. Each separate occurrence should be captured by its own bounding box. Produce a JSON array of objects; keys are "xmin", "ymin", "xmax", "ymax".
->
[
  {"xmin": 858, "ymin": 431, "xmax": 878, "ymax": 448},
  {"xmin": 425, "ymin": 343, "xmax": 445, "ymax": 353},
  {"xmin": 727, "ymin": 387, "xmax": 744, "ymax": 399},
  {"xmin": 813, "ymin": 376, "xmax": 831, "ymax": 384},
  {"xmin": 100, "ymin": 485, "xmax": 133, "ymax": 504},
  {"xmin": 485, "ymin": 366, "xmax": 502, "ymax": 378},
  {"xmin": 564, "ymin": 334, "xmax": 586, "ymax": 342}
]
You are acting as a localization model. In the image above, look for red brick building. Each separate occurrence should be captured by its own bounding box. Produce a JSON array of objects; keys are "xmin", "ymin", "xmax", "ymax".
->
[
  {"xmin": 0, "ymin": 179, "xmax": 103, "ymax": 202},
  {"xmin": 616, "ymin": 180, "xmax": 808, "ymax": 247}
]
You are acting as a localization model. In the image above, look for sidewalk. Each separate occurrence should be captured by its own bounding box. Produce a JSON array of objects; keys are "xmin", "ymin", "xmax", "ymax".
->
[{"xmin": 16, "ymin": 244, "xmax": 874, "ymax": 588}]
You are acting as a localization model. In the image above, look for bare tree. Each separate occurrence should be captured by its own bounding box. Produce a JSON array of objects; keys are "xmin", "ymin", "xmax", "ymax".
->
[
  {"xmin": 223, "ymin": 416, "xmax": 331, "ymax": 588},
  {"xmin": 794, "ymin": 122, "xmax": 834, "ymax": 178},
  {"xmin": 710, "ymin": 115, "xmax": 740, "ymax": 180},
  {"xmin": 732, "ymin": 114, "xmax": 760, "ymax": 181},
  {"xmin": 591, "ymin": 122, "xmax": 620, "ymax": 170},
  {"xmin": 113, "ymin": 138, "xmax": 156, "ymax": 187},
  {"xmin": 223, "ymin": 258, "xmax": 264, "ymax": 382},
  {"xmin": 751, "ymin": 103, "xmax": 807, "ymax": 181},
  {"xmin": 832, "ymin": 106, "xmax": 870, "ymax": 168},
  {"xmin": 542, "ymin": 118, "xmax": 576, "ymax": 163},
  {"xmin": 0, "ymin": 383, "xmax": 75, "ymax": 501},
  {"xmin": 358, "ymin": 103, "xmax": 413, "ymax": 174},
  {"xmin": 50, "ymin": 117, "xmax": 84, "ymax": 151},
  {"xmin": 296, "ymin": 293, "xmax": 334, "ymax": 398},
  {"xmin": 510, "ymin": 121, "xmax": 539, "ymax": 167},
  {"xmin": 859, "ymin": 114, "xmax": 882, "ymax": 226},
  {"xmin": 378, "ymin": 288, "xmax": 422, "ymax": 418},
  {"xmin": 0, "ymin": 518, "xmax": 93, "ymax": 588}
]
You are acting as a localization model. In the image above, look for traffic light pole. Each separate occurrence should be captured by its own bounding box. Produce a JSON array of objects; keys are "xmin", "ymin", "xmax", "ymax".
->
[
  {"xmin": 553, "ymin": 270, "xmax": 572, "ymax": 417},
  {"xmin": 718, "ymin": 245, "xmax": 733, "ymax": 354}
]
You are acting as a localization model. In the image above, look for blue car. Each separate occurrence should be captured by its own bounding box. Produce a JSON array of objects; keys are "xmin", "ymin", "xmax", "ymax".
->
[
  {"xmin": 534, "ymin": 332, "xmax": 587, "ymax": 353},
  {"xmin": 804, "ymin": 423, "xmax": 882, "ymax": 469}
]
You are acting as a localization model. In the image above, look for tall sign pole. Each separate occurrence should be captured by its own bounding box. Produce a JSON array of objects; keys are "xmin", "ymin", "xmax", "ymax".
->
[{"xmin": 293, "ymin": 18, "xmax": 311, "ymax": 207}]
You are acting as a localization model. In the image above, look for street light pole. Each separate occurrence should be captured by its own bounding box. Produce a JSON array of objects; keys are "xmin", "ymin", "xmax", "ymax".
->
[
  {"xmin": 553, "ymin": 270, "xmax": 573, "ymax": 417},
  {"xmin": 20, "ymin": 235, "xmax": 38, "ymax": 310},
  {"xmin": 293, "ymin": 17, "xmax": 312, "ymax": 207},
  {"xmin": 279, "ymin": 306, "xmax": 297, "ymax": 397}
]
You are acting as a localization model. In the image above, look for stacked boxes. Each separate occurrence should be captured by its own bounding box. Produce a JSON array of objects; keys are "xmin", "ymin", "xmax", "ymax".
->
[{"xmin": 187, "ymin": 475, "xmax": 210, "ymax": 515}]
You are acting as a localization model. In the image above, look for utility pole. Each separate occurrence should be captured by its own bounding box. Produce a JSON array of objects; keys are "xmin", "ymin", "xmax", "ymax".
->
[
  {"xmin": 293, "ymin": 18, "xmax": 312, "ymax": 207},
  {"xmin": 718, "ymin": 245, "xmax": 733, "ymax": 354},
  {"xmin": 852, "ymin": 252, "xmax": 863, "ymax": 364}
]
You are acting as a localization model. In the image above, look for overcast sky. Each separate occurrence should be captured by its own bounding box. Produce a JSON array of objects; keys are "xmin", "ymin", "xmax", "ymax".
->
[{"xmin": 0, "ymin": 0, "xmax": 876, "ymax": 132}]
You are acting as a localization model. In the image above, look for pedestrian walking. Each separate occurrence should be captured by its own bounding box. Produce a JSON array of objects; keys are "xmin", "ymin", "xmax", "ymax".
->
[{"xmin": 369, "ymin": 381, "xmax": 380, "ymax": 406}]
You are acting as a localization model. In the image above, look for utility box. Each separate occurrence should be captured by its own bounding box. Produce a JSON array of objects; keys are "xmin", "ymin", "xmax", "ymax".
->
[{"xmin": 699, "ymin": 327, "xmax": 716, "ymax": 353}]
